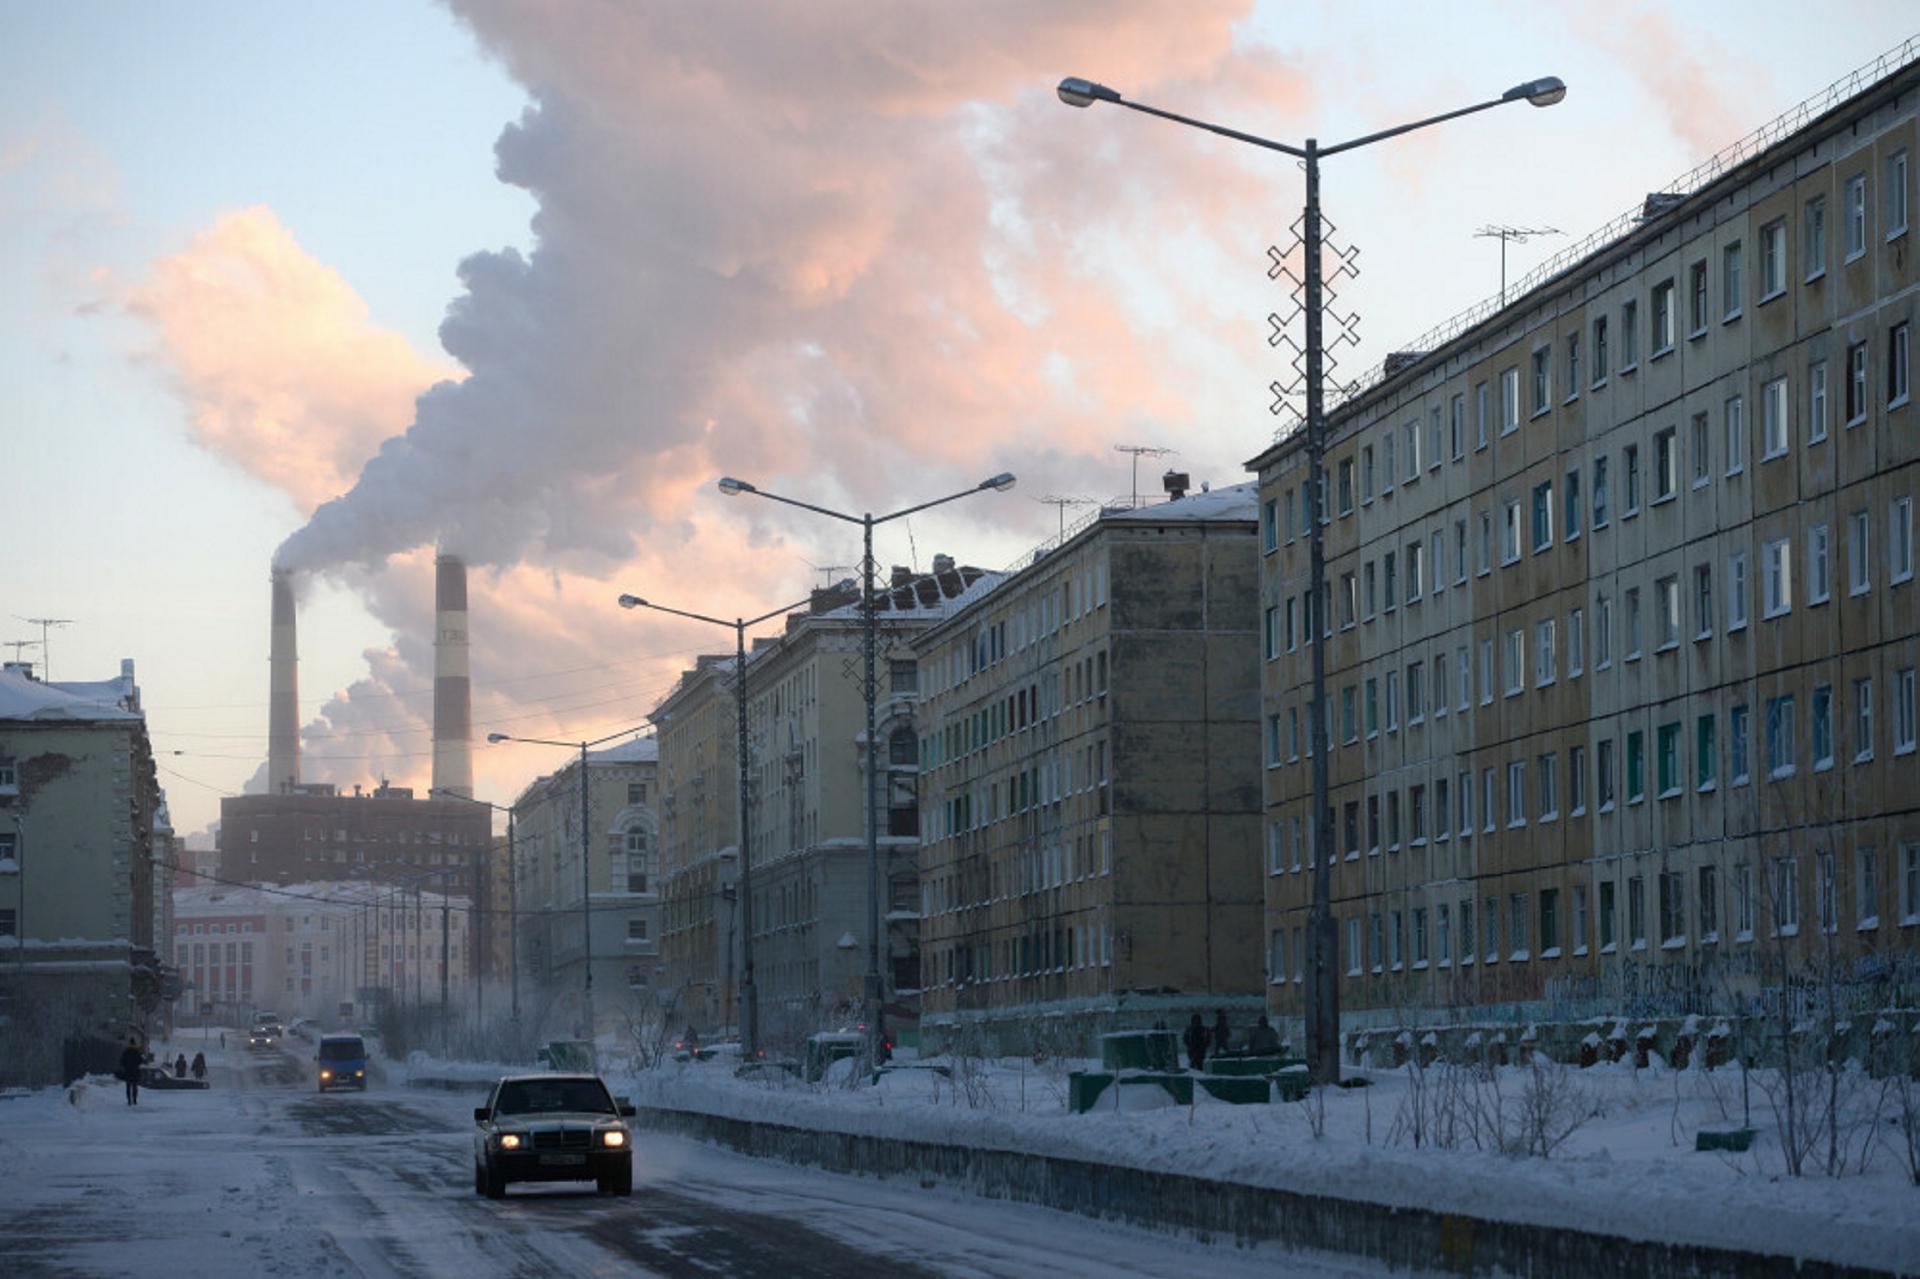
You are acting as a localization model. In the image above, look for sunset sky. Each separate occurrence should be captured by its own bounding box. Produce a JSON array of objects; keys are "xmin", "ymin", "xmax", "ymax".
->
[{"xmin": 3, "ymin": 1, "xmax": 1913, "ymax": 839}]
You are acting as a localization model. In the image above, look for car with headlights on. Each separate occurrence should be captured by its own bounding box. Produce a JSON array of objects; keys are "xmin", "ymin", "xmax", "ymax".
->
[
  {"xmin": 473, "ymin": 1073, "xmax": 635, "ymax": 1197},
  {"xmin": 315, "ymin": 1034, "xmax": 368, "ymax": 1091},
  {"xmin": 247, "ymin": 1027, "xmax": 275, "ymax": 1051}
]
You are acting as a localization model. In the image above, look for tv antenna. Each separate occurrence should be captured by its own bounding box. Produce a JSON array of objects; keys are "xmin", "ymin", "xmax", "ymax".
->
[
  {"xmin": 16, "ymin": 617, "xmax": 73, "ymax": 681},
  {"xmin": 1474, "ymin": 225, "xmax": 1560, "ymax": 306},
  {"xmin": 797, "ymin": 558, "xmax": 855, "ymax": 590},
  {"xmin": 3, "ymin": 638, "xmax": 43, "ymax": 664},
  {"xmin": 1112, "ymin": 444, "xmax": 1174, "ymax": 509},
  {"xmin": 1035, "ymin": 496, "xmax": 1096, "ymax": 541}
]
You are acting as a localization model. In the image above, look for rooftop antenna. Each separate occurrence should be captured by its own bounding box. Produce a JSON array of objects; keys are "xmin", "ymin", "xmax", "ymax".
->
[
  {"xmin": 16, "ymin": 617, "xmax": 73, "ymax": 681},
  {"xmin": 1112, "ymin": 444, "xmax": 1174, "ymax": 509},
  {"xmin": 798, "ymin": 558, "xmax": 855, "ymax": 590},
  {"xmin": 3, "ymin": 638, "xmax": 43, "ymax": 665},
  {"xmin": 1474, "ymin": 225, "xmax": 1560, "ymax": 307},
  {"xmin": 1035, "ymin": 495, "xmax": 1097, "ymax": 541}
]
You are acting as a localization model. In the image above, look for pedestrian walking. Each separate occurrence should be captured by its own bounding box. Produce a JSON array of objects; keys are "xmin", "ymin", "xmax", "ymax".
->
[
  {"xmin": 220, "ymin": 1031, "xmax": 226, "ymax": 1049},
  {"xmin": 1183, "ymin": 1013, "xmax": 1208, "ymax": 1072},
  {"xmin": 191, "ymin": 1051, "xmax": 207, "ymax": 1081},
  {"xmin": 174, "ymin": 1053, "xmax": 187, "ymax": 1078},
  {"xmin": 118, "ymin": 1040, "xmax": 143, "ymax": 1106},
  {"xmin": 1211, "ymin": 1009, "xmax": 1233, "ymax": 1055}
]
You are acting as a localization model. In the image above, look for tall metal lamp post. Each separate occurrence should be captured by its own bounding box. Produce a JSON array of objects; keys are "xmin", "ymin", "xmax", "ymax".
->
[
  {"xmin": 1057, "ymin": 73, "xmax": 1564, "ymax": 1084},
  {"xmin": 431, "ymin": 787, "xmax": 519, "ymax": 1029},
  {"xmin": 716, "ymin": 471, "xmax": 1017, "ymax": 1057},
  {"xmin": 485, "ymin": 725, "xmax": 652, "ymax": 1044},
  {"xmin": 617, "ymin": 589, "xmax": 815, "ymax": 1060}
]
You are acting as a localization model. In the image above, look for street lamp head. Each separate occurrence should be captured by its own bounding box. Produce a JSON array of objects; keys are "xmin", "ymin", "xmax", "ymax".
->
[
  {"xmin": 716, "ymin": 476, "xmax": 755, "ymax": 496},
  {"xmin": 980, "ymin": 471, "xmax": 1018, "ymax": 493},
  {"xmin": 1057, "ymin": 77, "xmax": 1120, "ymax": 109},
  {"xmin": 1504, "ymin": 76, "xmax": 1567, "ymax": 108},
  {"xmin": 617, "ymin": 594, "xmax": 645, "ymax": 610},
  {"xmin": 485, "ymin": 732, "xmax": 509, "ymax": 744}
]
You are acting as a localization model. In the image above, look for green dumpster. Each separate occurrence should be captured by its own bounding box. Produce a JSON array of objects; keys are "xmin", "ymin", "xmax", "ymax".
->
[
  {"xmin": 1099, "ymin": 1030, "xmax": 1180, "ymax": 1072},
  {"xmin": 1069, "ymin": 1071, "xmax": 1116, "ymax": 1113},
  {"xmin": 1198, "ymin": 1075, "xmax": 1271, "ymax": 1104}
]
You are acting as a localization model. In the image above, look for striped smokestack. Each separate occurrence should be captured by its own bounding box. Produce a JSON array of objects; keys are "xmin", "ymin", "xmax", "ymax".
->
[
  {"xmin": 267, "ymin": 568, "xmax": 300, "ymax": 794},
  {"xmin": 432, "ymin": 554, "xmax": 473, "ymax": 798}
]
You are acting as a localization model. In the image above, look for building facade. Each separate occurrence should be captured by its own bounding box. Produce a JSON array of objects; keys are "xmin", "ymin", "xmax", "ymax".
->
[
  {"xmin": 913, "ymin": 489, "xmax": 1267, "ymax": 1051},
  {"xmin": 0, "ymin": 661, "xmax": 170, "ymax": 1086},
  {"xmin": 509, "ymin": 736, "xmax": 659, "ymax": 1038},
  {"xmin": 1251, "ymin": 61, "xmax": 1920, "ymax": 1031},
  {"xmin": 654, "ymin": 656, "xmax": 740, "ymax": 1034}
]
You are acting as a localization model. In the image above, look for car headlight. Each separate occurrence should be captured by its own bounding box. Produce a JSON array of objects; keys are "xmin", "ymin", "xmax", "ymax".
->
[
  {"xmin": 320, "ymin": 1070, "xmax": 332, "ymax": 1080},
  {"xmin": 354, "ymin": 1069, "xmax": 364, "ymax": 1077},
  {"xmin": 499, "ymin": 1134, "xmax": 522, "ymax": 1151},
  {"xmin": 602, "ymin": 1130, "xmax": 627, "ymax": 1148}
]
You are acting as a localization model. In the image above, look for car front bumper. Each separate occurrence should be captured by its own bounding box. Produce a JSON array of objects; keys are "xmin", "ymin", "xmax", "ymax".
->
[{"xmin": 489, "ymin": 1149, "xmax": 630, "ymax": 1184}]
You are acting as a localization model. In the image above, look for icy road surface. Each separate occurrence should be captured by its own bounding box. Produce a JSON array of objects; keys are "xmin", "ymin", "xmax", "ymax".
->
[{"xmin": 0, "ymin": 1041, "xmax": 1397, "ymax": 1278}]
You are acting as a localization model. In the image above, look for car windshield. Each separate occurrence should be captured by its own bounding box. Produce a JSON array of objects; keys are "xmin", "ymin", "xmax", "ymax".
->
[
  {"xmin": 318, "ymin": 1040, "xmax": 363, "ymax": 1061},
  {"xmin": 493, "ymin": 1079, "xmax": 614, "ymax": 1116}
]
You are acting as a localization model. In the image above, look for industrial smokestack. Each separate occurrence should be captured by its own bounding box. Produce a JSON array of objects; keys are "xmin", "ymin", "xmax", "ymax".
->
[
  {"xmin": 267, "ymin": 569, "xmax": 300, "ymax": 795},
  {"xmin": 432, "ymin": 554, "xmax": 473, "ymax": 798}
]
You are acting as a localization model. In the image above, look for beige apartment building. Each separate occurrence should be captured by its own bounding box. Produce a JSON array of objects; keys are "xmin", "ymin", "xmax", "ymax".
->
[
  {"xmin": 508, "ymin": 735, "xmax": 658, "ymax": 1038},
  {"xmin": 654, "ymin": 654, "xmax": 742, "ymax": 1034},
  {"xmin": 914, "ymin": 487, "xmax": 1266, "ymax": 1052},
  {"xmin": 1251, "ymin": 57, "xmax": 1920, "ymax": 1030}
]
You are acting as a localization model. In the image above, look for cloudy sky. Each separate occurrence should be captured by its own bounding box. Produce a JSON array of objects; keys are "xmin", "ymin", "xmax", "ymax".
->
[{"xmin": 3, "ymin": 1, "xmax": 1912, "ymax": 839}]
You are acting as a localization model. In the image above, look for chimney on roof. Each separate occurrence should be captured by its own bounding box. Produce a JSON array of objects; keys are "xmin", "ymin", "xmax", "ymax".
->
[
  {"xmin": 268, "ymin": 568, "xmax": 299, "ymax": 796},
  {"xmin": 932, "ymin": 553, "xmax": 955, "ymax": 575},
  {"xmin": 431, "ymin": 554, "xmax": 473, "ymax": 799},
  {"xmin": 890, "ymin": 565, "xmax": 913, "ymax": 588},
  {"xmin": 1641, "ymin": 192, "xmax": 1685, "ymax": 220},
  {"xmin": 1162, "ymin": 469, "xmax": 1190, "ymax": 501},
  {"xmin": 1383, "ymin": 351, "xmax": 1429, "ymax": 376}
]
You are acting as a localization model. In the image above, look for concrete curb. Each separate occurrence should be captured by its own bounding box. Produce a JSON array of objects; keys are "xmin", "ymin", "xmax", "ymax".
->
[{"xmin": 632, "ymin": 1105, "xmax": 1905, "ymax": 1279}]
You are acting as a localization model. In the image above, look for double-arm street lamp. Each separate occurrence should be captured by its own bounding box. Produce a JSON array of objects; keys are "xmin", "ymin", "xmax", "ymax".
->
[
  {"xmin": 717, "ymin": 471, "xmax": 1017, "ymax": 1055},
  {"xmin": 431, "ymin": 787, "xmax": 518, "ymax": 1029},
  {"xmin": 485, "ymin": 724, "xmax": 653, "ymax": 1044},
  {"xmin": 617, "ymin": 589, "xmax": 816, "ymax": 1061},
  {"xmin": 1059, "ymin": 72, "xmax": 1564, "ymax": 1084}
]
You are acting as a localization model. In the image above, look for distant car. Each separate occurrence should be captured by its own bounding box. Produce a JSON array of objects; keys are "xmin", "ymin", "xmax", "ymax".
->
[
  {"xmin": 472, "ymin": 1073, "xmax": 634, "ymax": 1198},
  {"xmin": 247, "ymin": 1027, "xmax": 275, "ymax": 1050},
  {"xmin": 315, "ymin": 1034, "xmax": 368, "ymax": 1092}
]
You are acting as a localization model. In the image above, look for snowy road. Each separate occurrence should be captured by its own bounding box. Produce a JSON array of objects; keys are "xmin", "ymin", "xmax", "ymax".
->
[{"xmin": 0, "ymin": 1040, "xmax": 1395, "ymax": 1278}]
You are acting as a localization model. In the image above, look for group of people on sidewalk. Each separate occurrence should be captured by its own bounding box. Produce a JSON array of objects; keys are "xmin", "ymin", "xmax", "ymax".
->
[
  {"xmin": 115, "ymin": 1041, "xmax": 207, "ymax": 1105},
  {"xmin": 1181, "ymin": 1010, "xmax": 1282, "ymax": 1071}
]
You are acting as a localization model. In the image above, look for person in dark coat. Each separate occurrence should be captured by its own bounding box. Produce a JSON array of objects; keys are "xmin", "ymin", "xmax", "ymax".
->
[
  {"xmin": 190, "ymin": 1051, "xmax": 207, "ymax": 1081},
  {"xmin": 118, "ymin": 1040, "xmax": 143, "ymax": 1106},
  {"xmin": 1211, "ymin": 1010, "xmax": 1233, "ymax": 1055},
  {"xmin": 1183, "ymin": 1014, "xmax": 1208, "ymax": 1071},
  {"xmin": 174, "ymin": 1053, "xmax": 187, "ymax": 1078},
  {"xmin": 1247, "ymin": 1015, "xmax": 1282, "ymax": 1053}
]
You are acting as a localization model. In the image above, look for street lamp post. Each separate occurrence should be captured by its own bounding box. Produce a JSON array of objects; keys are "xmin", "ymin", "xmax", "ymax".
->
[
  {"xmin": 486, "ymin": 725, "xmax": 651, "ymax": 1045},
  {"xmin": 717, "ymin": 472, "xmax": 1016, "ymax": 1058},
  {"xmin": 618, "ymin": 590, "xmax": 815, "ymax": 1061},
  {"xmin": 1058, "ymin": 72, "xmax": 1564, "ymax": 1085},
  {"xmin": 432, "ymin": 788, "xmax": 519, "ymax": 1029}
]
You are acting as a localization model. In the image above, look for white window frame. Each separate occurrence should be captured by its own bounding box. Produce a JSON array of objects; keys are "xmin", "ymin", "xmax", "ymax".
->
[{"xmin": 1762, "ymin": 537, "xmax": 1792, "ymax": 618}]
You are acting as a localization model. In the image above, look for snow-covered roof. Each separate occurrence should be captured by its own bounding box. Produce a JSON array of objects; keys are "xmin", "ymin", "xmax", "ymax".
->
[
  {"xmin": 589, "ymin": 734, "xmax": 659, "ymax": 765},
  {"xmin": 1099, "ymin": 480, "xmax": 1259, "ymax": 524},
  {"xmin": 174, "ymin": 879, "xmax": 467, "ymax": 915},
  {"xmin": 0, "ymin": 668, "xmax": 141, "ymax": 722}
]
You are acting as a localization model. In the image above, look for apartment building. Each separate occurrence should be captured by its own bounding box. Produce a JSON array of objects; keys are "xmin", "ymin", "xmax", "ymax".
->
[
  {"xmin": 654, "ymin": 654, "xmax": 743, "ymax": 1034},
  {"xmin": 1250, "ymin": 57, "xmax": 1920, "ymax": 1028},
  {"xmin": 914, "ymin": 486, "xmax": 1266, "ymax": 1051},
  {"xmin": 509, "ymin": 735, "xmax": 658, "ymax": 1038}
]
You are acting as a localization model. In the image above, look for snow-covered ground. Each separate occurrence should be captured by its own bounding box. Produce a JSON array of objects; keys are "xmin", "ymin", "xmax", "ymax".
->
[
  {"xmin": 0, "ymin": 1031, "xmax": 1398, "ymax": 1278},
  {"xmin": 612, "ymin": 1048, "xmax": 1920, "ymax": 1275}
]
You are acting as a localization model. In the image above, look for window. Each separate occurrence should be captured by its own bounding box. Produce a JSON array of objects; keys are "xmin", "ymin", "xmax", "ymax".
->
[
  {"xmin": 1429, "ymin": 406, "xmax": 1444, "ymax": 471},
  {"xmin": 1888, "ymin": 148, "xmax": 1909, "ymax": 237},
  {"xmin": 1485, "ymin": 897, "xmax": 1501, "ymax": 963},
  {"xmin": 1479, "ymin": 639, "xmax": 1493, "ymax": 704},
  {"xmin": 1724, "ymin": 395, "xmax": 1746, "ymax": 474},
  {"xmin": 1652, "ymin": 279, "xmax": 1675, "ymax": 353},
  {"xmin": 1509, "ymin": 893, "xmax": 1530, "ymax": 960},
  {"xmin": 1455, "ymin": 520, "xmax": 1468, "ymax": 584},
  {"xmin": 1654, "ymin": 427, "xmax": 1677, "ymax": 500},
  {"xmin": 1687, "ymin": 259, "xmax": 1709, "ymax": 334},
  {"xmin": 1735, "ymin": 862, "xmax": 1756, "ymax": 939},
  {"xmin": 1406, "ymin": 540, "xmax": 1424, "ymax": 602},
  {"xmin": 1573, "ymin": 885, "xmax": 1590, "ymax": 954},
  {"xmin": 1451, "ymin": 393, "xmax": 1465, "ymax": 459},
  {"xmin": 1689, "ymin": 413, "xmax": 1710, "ymax": 487},
  {"xmin": 1762, "ymin": 377, "xmax": 1789, "ymax": 457},
  {"xmin": 1410, "ymin": 786, "xmax": 1427, "ymax": 844},
  {"xmin": 1850, "ymin": 509, "xmax": 1872, "ymax": 594},
  {"xmin": 1844, "ymin": 172, "xmax": 1867, "ymax": 260},
  {"xmin": 1365, "ymin": 678, "xmax": 1379, "ymax": 738},
  {"xmin": 1458, "ymin": 769, "xmax": 1473, "ymax": 836},
  {"xmin": 1625, "ymin": 586, "xmax": 1642, "ymax": 659},
  {"xmin": 1857, "ymin": 848, "xmax": 1880, "ymax": 929},
  {"xmin": 1476, "ymin": 381, "xmax": 1490, "ymax": 449},
  {"xmin": 1413, "ymin": 907, "xmax": 1429, "ymax": 966},
  {"xmin": 1903, "ymin": 843, "xmax": 1920, "ymax": 924},
  {"xmin": 1565, "ymin": 334, "xmax": 1580, "ymax": 401},
  {"xmin": 1502, "ymin": 499, "xmax": 1522, "ymax": 564},
  {"xmin": 1593, "ymin": 315, "xmax": 1609, "ymax": 384},
  {"xmin": 1809, "ymin": 524, "xmax": 1831, "ymax": 604},
  {"xmin": 1438, "ymin": 904, "xmax": 1452, "ymax": 965},
  {"xmin": 1404, "ymin": 421, "xmax": 1421, "ymax": 480},
  {"xmin": 1694, "ymin": 564, "xmax": 1714, "ymax": 639},
  {"xmin": 1599, "ymin": 880, "xmax": 1617, "ymax": 950},
  {"xmin": 1773, "ymin": 857, "xmax": 1801, "ymax": 935},
  {"xmin": 1386, "ymin": 671, "xmax": 1399, "ymax": 730},
  {"xmin": 1657, "ymin": 722, "xmax": 1681, "ymax": 796},
  {"xmin": 1762, "ymin": 537, "xmax": 1792, "ymax": 617},
  {"xmin": 1536, "ymin": 618, "xmax": 1556, "ymax": 686},
  {"xmin": 1805, "ymin": 194, "xmax": 1827, "ymax": 279},
  {"xmin": 1893, "ymin": 323, "xmax": 1912, "ymax": 408},
  {"xmin": 1340, "ymin": 573, "xmax": 1357, "ymax": 628},
  {"xmin": 1626, "ymin": 730, "xmax": 1645, "ymax": 803},
  {"xmin": 1897, "ymin": 667, "xmax": 1917, "ymax": 755},
  {"xmin": 1507, "ymin": 759, "xmax": 1526, "ymax": 827},
  {"xmin": 1478, "ymin": 511, "xmax": 1492, "ymax": 574},
  {"xmin": 1731, "ymin": 704, "xmax": 1751, "ymax": 785},
  {"xmin": 1531, "ymin": 344, "xmax": 1551, "ymax": 414},
  {"xmin": 1596, "ymin": 593, "xmax": 1613, "ymax": 668},
  {"xmin": 1621, "ymin": 298, "xmax": 1639, "ymax": 368},
  {"xmin": 1505, "ymin": 629, "xmax": 1524, "ymax": 696},
  {"xmin": 1813, "ymin": 684, "xmax": 1834, "ymax": 770},
  {"xmin": 1539, "ymin": 752, "xmax": 1558, "ymax": 819},
  {"xmin": 1847, "ymin": 342, "xmax": 1869, "ymax": 423},
  {"xmin": 1721, "ymin": 242, "xmax": 1743, "ymax": 320},
  {"xmin": 1346, "ymin": 917, "xmax": 1362, "ymax": 975},
  {"xmin": 1407, "ymin": 661, "xmax": 1425, "ymax": 723},
  {"xmin": 1384, "ymin": 552, "xmax": 1397, "ymax": 611},
  {"xmin": 1855, "ymin": 677, "xmax": 1876, "ymax": 762},
  {"xmin": 1660, "ymin": 870, "xmax": 1686, "ymax": 945},
  {"xmin": 1699, "ymin": 865, "xmax": 1719, "ymax": 942},
  {"xmin": 1564, "ymin": 468, "xmax": 1582, "ymax": 539},
  {"xmin": 1341, "ymin": 686, "xmax": 1358, "ymax": 745},
  {"xmin": 1593, "ymin": 455, "xmax": 1609, "ymax": 527},
  {"xmin": 1569, "ymin": 607, "xmax": 1585, "ymax": 675},
  {"xmin": 1809, "ymin": 361, "xmax": 1829, "ymax": 442},
  {"xmin": 1337, "ymin": 459, "xmax": 1354, "ymax": 514},
  {"xmin": 1501, "ymin": 367, "xmax": 1520, "ymax": 434},
  {"xmin": 1895, "ymin": 496, "xmax": 1915, "ymax": 582},
  {"xmin": 1570, "ymin": 744, "xmax": 1588, "ymax": 814},
  {"xmin": 1760, "ymin": 219, "xmax": 1786, "ymax": 297},
  {"xmin": 1729, "ymin": 552, "xmax": 1749, "ymax": 629},
  {"xmin": 1697, "ymin": 714, "xmax": 1717, "ymax": 790},
  {"xmin": 1656, "ymin": 576, "xmax": 1679, "ymax": 648},
  {"xmin": 1624, "ymin": 444, "xmax": 1641, "ymax": 514},
  {"xmin": 1261, "ymin": 499, "xmax": 1278, "ymax": 551},
  {"xmin": 1531, "ymin": 481, "xmax": 1553, "ymax": 550},
  {"xmin": 1628, "ymin": 875, "xmax": 1647, "ymax": 948},
  {"xmin": 1766, "ymin": 694, "xmax": 1797, "ymax": 778},
  {"xmin": 1482, "ymin": 768, "xmax": 1495, "ymax": 833}
]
